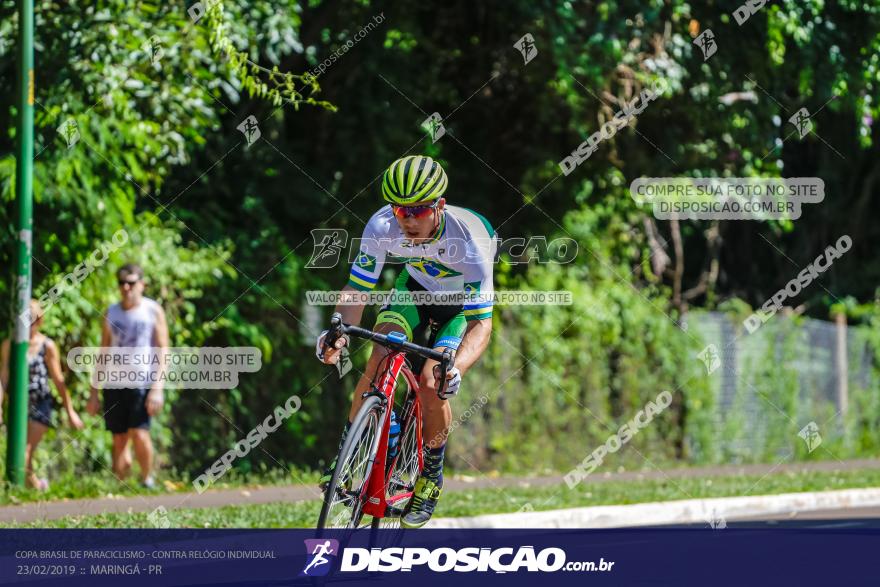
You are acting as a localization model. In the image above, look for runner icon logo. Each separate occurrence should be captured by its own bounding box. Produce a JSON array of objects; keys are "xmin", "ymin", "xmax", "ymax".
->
[
  {"xmin": 307, "ymin": 229, "xmax": 348, "ymax": 269},
  {"xmin": 301, "ymin": 539, "xmax": 340, "ymax": 577}
]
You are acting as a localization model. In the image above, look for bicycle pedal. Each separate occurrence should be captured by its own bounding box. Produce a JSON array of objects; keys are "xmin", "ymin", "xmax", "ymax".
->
[
  {"xmin": 385, "ymin": 505, "xmax": 406, "ymax": 518},
  {"xmin": 334, "ymin": 488, "xmax": 356, "ymax": 505},
  {"xmin": 390, "ymin": 476, "xmax": 413, "ymax": 489}
]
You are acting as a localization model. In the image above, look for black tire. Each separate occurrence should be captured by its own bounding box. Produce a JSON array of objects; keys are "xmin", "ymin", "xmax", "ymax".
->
[{"xmin": 317, "ymin": 395, "xmax": 384, "ymax": 530}]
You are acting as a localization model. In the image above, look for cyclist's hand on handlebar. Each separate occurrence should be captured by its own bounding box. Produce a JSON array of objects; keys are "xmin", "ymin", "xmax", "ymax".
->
[
  {"xmin": 316, "ymin": 329, "xmax": 349, "ymax": 365},
  {"xmin": 433, "ymin": 365, "xmax": 461, "ymax": 399}
]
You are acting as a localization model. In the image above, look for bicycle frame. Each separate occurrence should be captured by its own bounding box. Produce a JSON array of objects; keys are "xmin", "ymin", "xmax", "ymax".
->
[
  {"xmin": 323, "ymin": 312, "xmax": 452, "ymax": 524},
  {"xmin": 358, "ymin": 351, "xmax": 424, "ymax": 520}
]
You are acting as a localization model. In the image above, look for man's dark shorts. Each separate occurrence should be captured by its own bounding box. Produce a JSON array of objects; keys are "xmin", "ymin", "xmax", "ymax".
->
[{"xmin": 103, "ymin": 388, "xmax": 151, "ymax": 434}]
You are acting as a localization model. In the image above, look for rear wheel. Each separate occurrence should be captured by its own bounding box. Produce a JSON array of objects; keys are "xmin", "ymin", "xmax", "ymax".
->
[{"xmin": 317, "ymin": 395, "xmax": 384, "ymax": 529}]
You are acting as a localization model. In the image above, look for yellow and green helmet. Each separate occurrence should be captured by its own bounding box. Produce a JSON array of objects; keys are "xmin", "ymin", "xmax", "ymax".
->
[{"xmin": 381, "ymin": 155, "xmax": 448, "ymax": 205}]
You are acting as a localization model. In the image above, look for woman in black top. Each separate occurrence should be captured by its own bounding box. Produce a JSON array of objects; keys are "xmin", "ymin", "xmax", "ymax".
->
[{"xmin": 0, "ymin": 300, "xmax": 83, "ymax": 490}]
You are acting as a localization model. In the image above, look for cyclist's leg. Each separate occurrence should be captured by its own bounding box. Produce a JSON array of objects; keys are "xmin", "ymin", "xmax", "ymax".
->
[
  {"xmin": 418, "ymin": 312, "xmax": 465, "ymax": 456},
  {"xmin": 402, "ymin": 313, "xmax": 465, "ymax": 528}
]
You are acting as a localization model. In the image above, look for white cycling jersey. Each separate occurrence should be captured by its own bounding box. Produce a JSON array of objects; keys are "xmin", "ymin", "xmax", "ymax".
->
[{"xmin": 346, "ymin": 205, "xmax": 497, "ymax": 321}]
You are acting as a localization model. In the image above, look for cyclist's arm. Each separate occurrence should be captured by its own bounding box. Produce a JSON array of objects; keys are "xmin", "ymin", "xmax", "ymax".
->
[
  {"xmin": 334, "ymin": 285, "xmax": 368, "ymax": 326},
  {"xmin": 450, "ymin": 317, "xmax": 492, "ymax": 375},
  {"xmin": 320, "ymin": 209, "xmax": 389, "ymax": 362},
  {"xmin": 336, "ymin": 210, "xmax": 390, "ymax": 327},
  {"xmin": 455, "ymin": 230, "xmax": 495, "ymax": 375},
  {"xmin": 318, "ymin": 287, "xmax": 366, "ymax": 364}
]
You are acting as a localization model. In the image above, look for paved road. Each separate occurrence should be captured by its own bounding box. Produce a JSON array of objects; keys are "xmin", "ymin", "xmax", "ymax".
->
[
  {"xmin": 2, "ymin": 458, "xmax": 879, "ymax": 524},
  {"xmin": 649, "ymin": 505, "xmax": 880, "ymax": 528},
  {"xmin": 728, "ymin": 506, "xmax": 880, "ymax": 527}
]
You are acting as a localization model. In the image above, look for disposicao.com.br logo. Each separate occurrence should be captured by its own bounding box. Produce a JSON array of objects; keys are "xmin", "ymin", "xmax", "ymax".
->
[{"xmin": 339, "ymin": 546, "xmax": 615, "ymax": 574}]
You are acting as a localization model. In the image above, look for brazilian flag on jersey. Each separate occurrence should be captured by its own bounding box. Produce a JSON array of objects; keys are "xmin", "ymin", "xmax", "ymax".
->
[{"xmin": 348, "ymin": 251, "xmax": 379, "ymax": 291}]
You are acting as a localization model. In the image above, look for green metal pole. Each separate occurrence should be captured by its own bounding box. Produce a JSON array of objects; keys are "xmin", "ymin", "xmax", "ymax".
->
[{"xmin": 6, "ymin": 0, "xmax": 34, "ymax": 486}]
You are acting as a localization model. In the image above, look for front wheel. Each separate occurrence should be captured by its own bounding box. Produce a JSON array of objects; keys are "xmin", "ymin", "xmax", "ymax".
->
[
  {"xmin": 374, "ymin": 394, "xmax": 422, "ymax": 529},
  {"xmin": 317, "ymin": 395, "xmax": 384, "ymax": 529}
]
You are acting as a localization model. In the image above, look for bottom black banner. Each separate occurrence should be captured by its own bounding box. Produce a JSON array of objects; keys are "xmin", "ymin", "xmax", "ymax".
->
[{"xmin": 1, "ymin": 527, "xmax": 876, "ymax": 585}]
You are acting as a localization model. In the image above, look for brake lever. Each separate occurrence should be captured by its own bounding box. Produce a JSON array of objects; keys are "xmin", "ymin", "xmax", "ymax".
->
[
  {"xmin": 435, "ymin": 350, "xmax": 455, "ymax": 401},
  {"xmin": 324, "ymin": 312, "xmax": 346, "ymax": 353},
  {"xmin": 329, "ymin": 312, "xmax": 344, "ymax": 334}
]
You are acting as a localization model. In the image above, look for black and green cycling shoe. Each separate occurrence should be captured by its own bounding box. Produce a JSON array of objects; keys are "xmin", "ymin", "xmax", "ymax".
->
[{"xmin": 401, "ymin": 476, "xmax": 442, "ymax": 529}]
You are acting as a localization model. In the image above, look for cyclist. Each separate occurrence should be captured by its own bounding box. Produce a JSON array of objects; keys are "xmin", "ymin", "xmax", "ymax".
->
[{"xmin": 316, "ymin": 155, "xmax": 496, "ymax": 528}]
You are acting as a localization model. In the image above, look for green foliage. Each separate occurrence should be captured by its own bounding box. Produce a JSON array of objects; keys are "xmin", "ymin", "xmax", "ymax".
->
[
  {"xmin": 1, "ymin": 0, "xmax": 879, "ymax": 489},
  {"xmin": 200, "ymin": 1, "xmax": 334, "ymax": 109},
  {"xmin": 449, "ymin": 208, "xmax": 714, "ymax": 472}
]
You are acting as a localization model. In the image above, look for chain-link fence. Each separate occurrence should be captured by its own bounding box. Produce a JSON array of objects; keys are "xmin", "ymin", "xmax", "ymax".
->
[{"xmin": 692, "ymin": 311, "xmax": 877, "ymax": 461}]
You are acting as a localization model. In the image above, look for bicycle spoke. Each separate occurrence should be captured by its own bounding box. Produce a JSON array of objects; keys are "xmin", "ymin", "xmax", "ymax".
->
[
  {"xmin": 322, "ymin": 409, "xmax": 381, "ymax": 528},
  {"xmin": 384, "ymin": 400, "xmax": 422, "ymax": 519}
]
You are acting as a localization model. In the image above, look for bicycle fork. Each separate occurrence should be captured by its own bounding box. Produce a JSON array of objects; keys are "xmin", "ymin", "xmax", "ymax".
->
[{"xmin": 360, "ymin": 352, "xmax": 406, "ymax": 519}]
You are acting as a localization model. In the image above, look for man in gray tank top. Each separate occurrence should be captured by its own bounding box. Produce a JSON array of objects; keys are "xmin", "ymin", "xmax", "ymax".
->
[{"xmin": 86, "ymin": 263, "xmax": 169, "ymax": 489}]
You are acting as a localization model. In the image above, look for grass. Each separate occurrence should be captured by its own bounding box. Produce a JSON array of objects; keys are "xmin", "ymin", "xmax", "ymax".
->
[
  {"xmin": 0, "ymin": 466, "xmax": 320, "ymax": 506},
  {"xmin": 5, "ymin": 466, "xmax": 880, "ymax": 528},
  {"xmin": 0, "ymin": 424, "xmax": 320, "ymax": 506}
]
